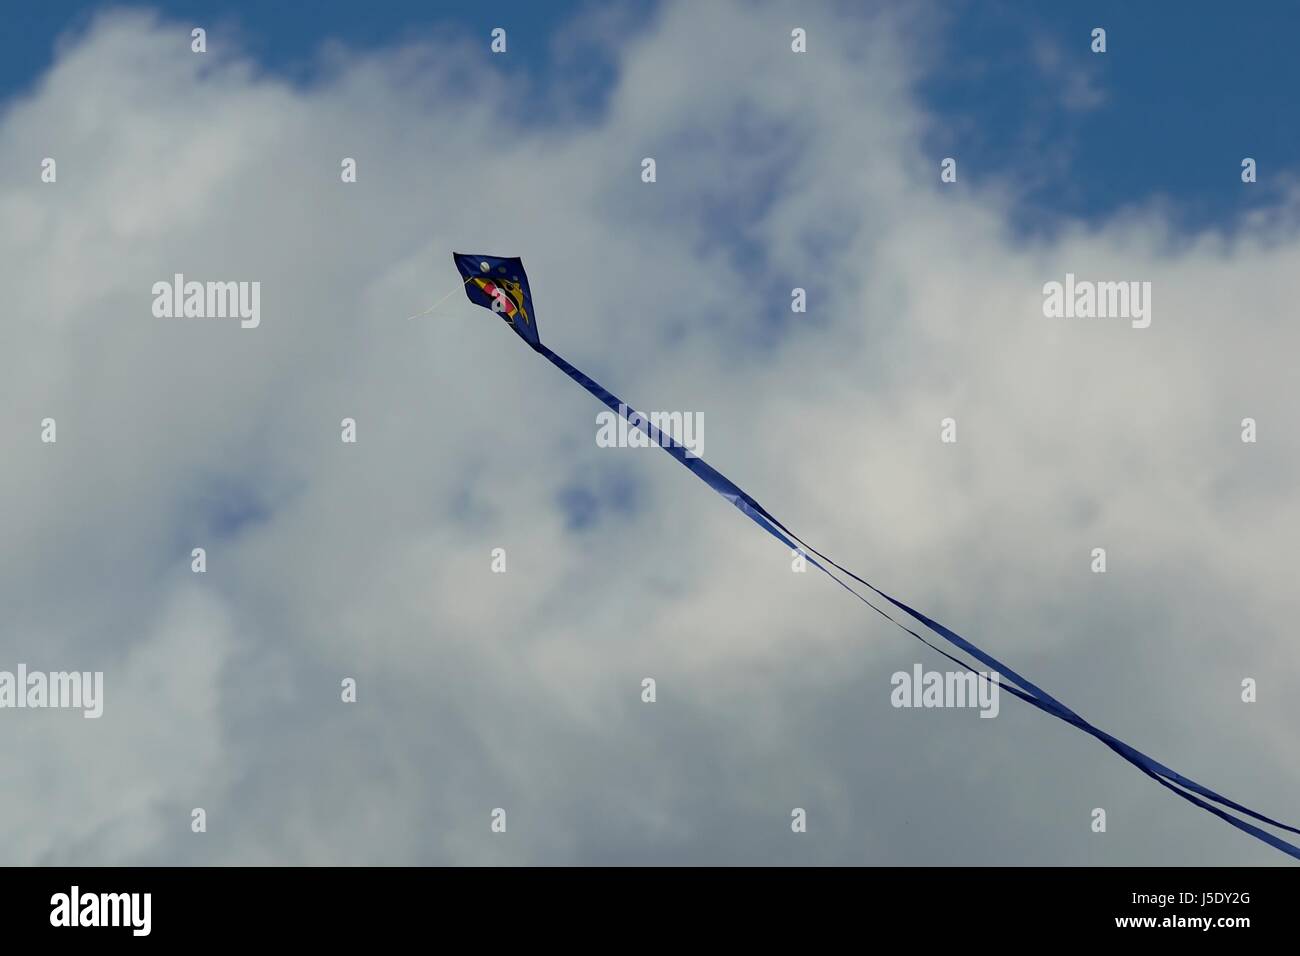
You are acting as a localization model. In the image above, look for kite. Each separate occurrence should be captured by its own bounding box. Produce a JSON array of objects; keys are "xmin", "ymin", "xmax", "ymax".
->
[{"xmin": 452, "ymin": 251, "xmax": 1300, "ymax": 861}]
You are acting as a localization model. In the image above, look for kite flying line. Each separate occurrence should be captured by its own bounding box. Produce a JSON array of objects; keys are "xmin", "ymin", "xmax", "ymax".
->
[
  {"xmin": 450, "ymin": 251, "xmax": 1300, "ymax": 861},
  {"xmin": 406, "ymin": 274, "xmax": 474, "ymax": 320}
]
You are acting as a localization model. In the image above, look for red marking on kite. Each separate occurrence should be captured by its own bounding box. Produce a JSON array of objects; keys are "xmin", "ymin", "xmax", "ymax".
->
[{"xmin": 480, "ymin": 280, "xmax": 517, "ymax": 317}]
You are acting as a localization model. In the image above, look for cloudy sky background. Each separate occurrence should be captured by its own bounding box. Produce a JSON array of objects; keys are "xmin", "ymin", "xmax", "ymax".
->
[{"xmin": 1, "ymin": 0, "xmax": 1298, "ymax": 865}]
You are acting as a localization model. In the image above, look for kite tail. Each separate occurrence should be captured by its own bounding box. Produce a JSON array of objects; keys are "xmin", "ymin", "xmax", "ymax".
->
[
  {"xmin": 743, "ymin": 513, "xmax": 1300, "ymax": 844},
  {"xmin": 533, "ymin": 342, "xmax": 1300, "ymax": 861}
]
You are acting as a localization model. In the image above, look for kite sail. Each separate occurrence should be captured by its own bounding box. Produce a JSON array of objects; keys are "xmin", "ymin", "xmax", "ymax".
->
[{"xmin": 453, "ymin": 251, "xmax": 1300, "ymax": 861}]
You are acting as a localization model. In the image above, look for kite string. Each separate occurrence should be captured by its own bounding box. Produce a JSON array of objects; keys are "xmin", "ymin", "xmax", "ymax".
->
[{"xmin": 406, "ymin": 275, "xmax": 474, "ymax": 320}]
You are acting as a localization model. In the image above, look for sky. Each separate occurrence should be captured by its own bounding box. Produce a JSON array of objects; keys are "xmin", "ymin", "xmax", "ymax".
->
[
  {"xmin": 4, "ymin": 0, "xmax": 1297, "ymax": 228},
  {"xmin": 1, "ymin": 0, "xmax": 1298, "ymax": 865}
]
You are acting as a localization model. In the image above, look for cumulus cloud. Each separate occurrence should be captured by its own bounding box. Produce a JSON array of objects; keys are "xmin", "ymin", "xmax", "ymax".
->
[{"xmin": 1, "ymin": 2, "xmax": 1297, "ymax": 864}]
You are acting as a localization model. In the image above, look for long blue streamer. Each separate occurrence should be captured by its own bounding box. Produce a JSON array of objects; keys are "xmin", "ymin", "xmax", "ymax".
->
[{"xmin": 532, "ymin": 341, "xmax": 1300, "ymax": 861}]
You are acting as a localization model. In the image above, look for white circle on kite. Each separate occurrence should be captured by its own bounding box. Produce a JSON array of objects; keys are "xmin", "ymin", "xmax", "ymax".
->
[{"xmin": 479, "ymin": 261, "xmax": 489, "ymax": 271}]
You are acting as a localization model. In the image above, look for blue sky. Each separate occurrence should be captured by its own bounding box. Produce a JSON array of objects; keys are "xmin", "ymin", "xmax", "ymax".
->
[
  {"xmin": 925, "ymin": 1, "xmax": 1300, "ymax": 233},
  {"xmin": 3, "ymin": 1, "xmax": 1295, "ymax": 234}
]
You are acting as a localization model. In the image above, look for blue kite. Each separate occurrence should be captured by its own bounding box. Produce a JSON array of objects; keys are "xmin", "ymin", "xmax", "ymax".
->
[{"xmin": 453, "ymin": 251, "xmax": 1300, "ymax": 861}]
